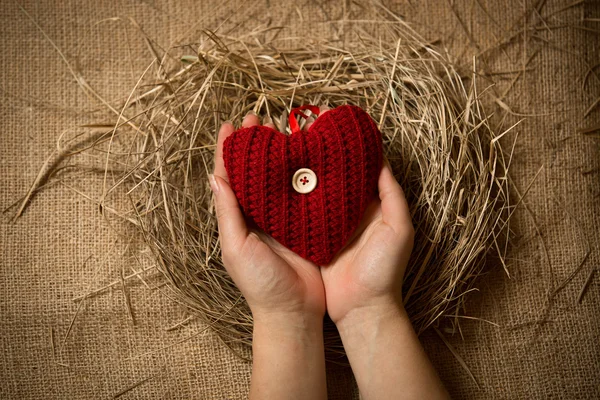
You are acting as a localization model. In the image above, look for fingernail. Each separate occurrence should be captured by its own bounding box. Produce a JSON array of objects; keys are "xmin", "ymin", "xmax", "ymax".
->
[
  {"xmin": 222, "ymin": 120, "xmax": 232, "ymax": 126},
  {"xmin": 209, "ymin": 174, "xmax": 220, "ymax": 194},
  {"xmin": 245, "ymin": 110, "xmax": 256, "ymax": 117},
  {"xmin": 263, "ymin": 115, "xmax": 273, "ymax": 125}
]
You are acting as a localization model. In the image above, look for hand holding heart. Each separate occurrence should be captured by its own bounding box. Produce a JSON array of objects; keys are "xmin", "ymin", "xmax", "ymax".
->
[
  {"xmin": 210, "ymin": 106, "xmax": 413, "ymax": 324},
  {"xmin": 320, "ymin": 156, "xmax": 414, "ymax": 325},
  {"xmin": 210, "ymin": 111, "xmax": 326, "ymax": 323},
  {"xmin": 211, "ymin": 106, "xmax": 445, "ymax": 400}
]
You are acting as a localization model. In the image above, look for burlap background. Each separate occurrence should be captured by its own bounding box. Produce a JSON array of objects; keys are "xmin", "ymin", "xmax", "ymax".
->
[{"xmin": 1, "ymin": 0, "xmax": 598, "ymax": 399}]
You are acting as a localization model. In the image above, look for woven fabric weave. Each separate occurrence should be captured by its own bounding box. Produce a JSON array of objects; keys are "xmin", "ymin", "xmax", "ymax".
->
[
  {"xmin": 2, "ymin": 1, "xmax": 599, "ymax": 399},
  {"xmin": 223, "ymin": 105, "xmax": 383, "ymax": 264}
]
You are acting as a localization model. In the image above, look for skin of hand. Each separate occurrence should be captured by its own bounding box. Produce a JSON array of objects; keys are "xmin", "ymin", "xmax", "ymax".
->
[
  {"xmin": 210, "ymin": 111, "xmax": 327, "ymax": 400},
  {"xmin": 211, "ymin": 107, "xmax": 448, "ymax": 400},
  {"xmin": 315, "ymin": 108, "xmax": 449, "ymax": 399},
  {"xmin": 298, "ymin": 103, "xmax": 412, "ymax": 324},
  {"xmin": 319, "ymin": 155, "xmax": 413, "ymax": 324}
]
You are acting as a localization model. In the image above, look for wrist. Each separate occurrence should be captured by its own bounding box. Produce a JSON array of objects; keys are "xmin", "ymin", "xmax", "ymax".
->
[
  {"xmin": 335, "ymin": 298, "xmax": 409, "ymax": 339},
  {"xmin": 253, "ymin": 311, "xmax": 324, "ymax": 341},
  {"xmin": 250, "ymin": 308, "xmax": 327, "ymax": 400},
  {"xmin": 248, "ymin": 296, "xmax": 326, "ymax": 326},
  {"xmin": 332, "ymin": 299, "xmax": 449, "ymax": 400}
]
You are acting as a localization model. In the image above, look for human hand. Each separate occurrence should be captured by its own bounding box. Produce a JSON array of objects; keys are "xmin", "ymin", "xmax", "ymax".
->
[
  {"xmin": 320, "ymin": 155, "xmax": 414, "ymax": 326},
  {"xmin": 211, "ymin": 111, "xmax": 328, "ymax": 400},
  {"xmin": 316, "ymin": 143, "xmax": 448, "ymax": 400},
  {"xmin": 210, "ymin": 111, "xmax": 326, "ymax": 324}
]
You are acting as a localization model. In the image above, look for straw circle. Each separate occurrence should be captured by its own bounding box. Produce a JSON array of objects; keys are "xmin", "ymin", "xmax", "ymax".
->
[{"xmin": 58, "ymin": 21, "xmax": 511, "ymax": 362}]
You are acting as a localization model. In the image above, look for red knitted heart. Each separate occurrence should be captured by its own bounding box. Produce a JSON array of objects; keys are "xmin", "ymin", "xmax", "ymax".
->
[{"xmin": 223, "ymin": 105, "xmax": 383, "ymax": 265}]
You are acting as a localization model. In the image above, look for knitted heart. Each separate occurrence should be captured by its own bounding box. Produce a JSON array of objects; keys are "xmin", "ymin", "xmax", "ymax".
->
[{"xmin": 223, "ymin": 104, "xmax": 383, "ymax": 265}]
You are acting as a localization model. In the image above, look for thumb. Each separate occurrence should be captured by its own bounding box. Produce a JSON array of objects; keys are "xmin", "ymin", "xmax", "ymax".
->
[
  {"xmin": 378, "ymin": 159, "xmax": 413, "ymax": 234},
  {"xmin": 210, "ymin": 174, "xmax": 248, "ymax": 251}
]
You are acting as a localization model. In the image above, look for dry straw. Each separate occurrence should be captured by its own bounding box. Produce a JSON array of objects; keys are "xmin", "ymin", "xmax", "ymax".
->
[{"xmin": 16, "ymin": 7, "xmax": 513, "ymax": 362}]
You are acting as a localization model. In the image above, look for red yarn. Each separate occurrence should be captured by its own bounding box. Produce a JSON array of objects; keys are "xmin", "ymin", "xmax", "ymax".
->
[{"xmin": 223, "ymin": 104, "xmax": 383, "ymax": 265}]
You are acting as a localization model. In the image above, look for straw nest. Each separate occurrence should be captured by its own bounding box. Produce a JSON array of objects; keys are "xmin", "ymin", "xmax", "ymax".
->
[{"xmin": 24, "ymin": 16, "xmax": 511, "ymax": 362}]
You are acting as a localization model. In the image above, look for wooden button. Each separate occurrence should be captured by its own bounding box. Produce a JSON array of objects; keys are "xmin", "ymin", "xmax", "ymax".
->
[{"xmin": 292, "ymin": 168, "xmax": 317, "ymax": 194}]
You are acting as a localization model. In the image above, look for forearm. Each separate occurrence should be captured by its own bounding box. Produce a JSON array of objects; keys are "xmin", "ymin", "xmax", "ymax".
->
[
  {"xmin": 250, "ymin": 313, "xmax": 327, "ymax": 400},
  {"xmin": 337, "ymin": 303, "xmax": 449, "ymax": 400}
]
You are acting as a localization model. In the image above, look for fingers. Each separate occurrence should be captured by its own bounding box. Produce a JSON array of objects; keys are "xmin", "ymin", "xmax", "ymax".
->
[
  {"xmin": 304, "ymin": 116, "xmax": 316, "ymax": 130},
  {"xmin": 242, "ymin": 110, "xmax": 260, "ymax": 128},
  {"xmin": 305, "ymin": 104, "xmax": 330, "ymax": 130},
  {"xmin": 214, "ymin": 110, "xmax": 260, "ymax": 181},
  {"xmin": 210, "ymin": 174, "xmax": 248, "ymax": 251},
  {"xmin": 211, "ymin": 110, "xmax": 267, "ymax": 252},
  {"xmin": 263, "ymin": 114, "xmax": 277, "ymax": 131},
  {"xmin": 214, "ymin": 122, "xmax": 234, "ymax": 182},
  {"xmin": 378, "ymin": 157, "xmax": 413, "ymax": 234}
]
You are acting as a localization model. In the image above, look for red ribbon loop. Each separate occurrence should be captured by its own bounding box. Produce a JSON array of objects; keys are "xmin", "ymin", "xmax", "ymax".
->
[{"xmin": 289, "ymin": 105, "xmax": 320, "ymax": 134}]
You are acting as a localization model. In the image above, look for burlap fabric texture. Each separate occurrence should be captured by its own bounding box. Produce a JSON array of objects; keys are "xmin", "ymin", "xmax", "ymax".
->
[{"xmin": 1, "ymin": 0, "xmax": 598, "ymax": 399}]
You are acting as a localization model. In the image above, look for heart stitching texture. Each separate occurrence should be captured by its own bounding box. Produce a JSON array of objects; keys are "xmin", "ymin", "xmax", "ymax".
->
[{"xmin": 223, "ymin": 104, "xmax": 383, "ymax": 265}]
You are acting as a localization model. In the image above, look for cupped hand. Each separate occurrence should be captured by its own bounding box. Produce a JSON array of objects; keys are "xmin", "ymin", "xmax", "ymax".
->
[
  {"xmin": 211, "ymin": 112, "xmax": 326, "ymax": 322},
  {"xmin": 320, "ymin": 155, "xmax": 415, "ymax": 325}
]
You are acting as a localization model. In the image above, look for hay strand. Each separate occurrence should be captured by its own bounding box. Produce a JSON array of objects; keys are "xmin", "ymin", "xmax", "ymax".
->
[{"xmin": 19, "ymin": 11, "xmax": 513, "ymax": 362}]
